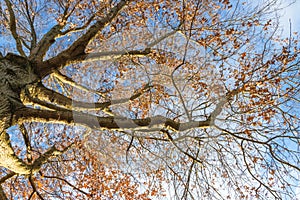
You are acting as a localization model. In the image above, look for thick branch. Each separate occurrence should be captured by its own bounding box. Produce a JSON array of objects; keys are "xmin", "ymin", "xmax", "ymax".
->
[
  {"xmin": 0, "ymin": 128, "xmax": 71, "ymax": 175},
  {"xmin": 36, "ymin": 0, "xmax": 129, "ymax": 78},
  {"xmin": 208, "ymin": 88, "xmax": 240, "ymax": 122},
  {"xmin": 4, "ymin": 0, "xmax": 26, "ymax": 56},
  {"xmin": 0, "ymin": 131, "xmax": 33, "ymax": 174},
  {"xmin": 0, "ymin": 173, "xmax": 15, "ymax": 184},
  {"xmin": 71, "ymin": 48, "xmax": 151, "ymax": 63},
  {"xmin": 52, "ymin": 70, "xmax": 106, "ymax": 98},
  {"xmin": 13, "ymin": 108, "xmax": 211, "ymax": 132},
  {"xmin": 19, "ymin": 124, "xmax": 32, "ymax": 163},
  {"xmin": 29, "ymin": 24, "xmax": 63, "ymax": 61},
  {"xmin": 53, "ymin": 28, "xmax": 178, "ymax": 66},
  {"xmin": 31, "ymin": 144, "xmax": 73, "ymax": 171},
  {"xmin": 28, "ymin": 0, "xmax": 79, "ymax": 60},
  {"xmin": 24, "ymin": 82, "xmax": 152, "ymax": 112}
]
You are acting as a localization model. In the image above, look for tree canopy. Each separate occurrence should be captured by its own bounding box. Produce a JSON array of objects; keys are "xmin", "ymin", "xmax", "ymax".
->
[{"xmin": 0, "ymin": 0, "xmax": 299, "ymax": 199}]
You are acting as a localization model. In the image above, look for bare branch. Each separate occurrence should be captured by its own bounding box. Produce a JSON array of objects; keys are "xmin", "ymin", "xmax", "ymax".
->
[
  {"xmin": 42, "ymin": 175, "xmax": 91, "ymax": 197},
  {"xmin": 29, "ymin": 24, "xmax": 63, "ymax": 61},
  {"xmin": 14, "ymin": 107, "xmax": 211, "ymax": 132},
  {"xmin": 36, "ymin": 0, "xmax": 130, "ymax": 78},
  {"xmin": 28, "ymin": 176, "xmax": 44, "ymax": 200},
  {"xmin": 52, "ymin": 70, "xmax": 106, "ymax": 98},
  {"xmin": 164, "ymin": 129, "xmax": 203, "ymax": 164},
  {"xmin": 19, "ymin": 124, "xmax": 32, "ymax": 163},
  {"xmin": 72, "ymin": 48, "xmax": 151, "ymax": 63},
  {"xmin": 24, "ymin": 82, "xmax": 152, "ymax": 112},
  {"xmin": 4, "ymin": 0, "xmax": 26, "ymax": 56},
  {"xmin": 23, "ymin": 0, "xmax": 37, "ymax": 50}
]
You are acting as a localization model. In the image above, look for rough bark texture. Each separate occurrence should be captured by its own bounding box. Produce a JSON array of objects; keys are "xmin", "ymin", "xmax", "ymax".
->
[
  {"xmin": 0, "ymin": 55, "xmax": 36, "ymax": 121},
  {"xmin": 0, "ymin": 54, "xmax": 38, "ymax": 174}
]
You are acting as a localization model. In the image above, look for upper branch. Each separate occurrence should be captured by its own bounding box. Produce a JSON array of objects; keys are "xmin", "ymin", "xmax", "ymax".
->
[
  {"xmin": 36, "ymin": 0, "xmax": 129, "ymax": 78},
  {"xmin": 29, "ymin": 24, "xmax": 63, "ymax": 61},
  {"xmin": 72, "ymin": 48, "xmax": 151, "ymax": 63},
  {"xmin": 71, "ymin": 27, "xmax": 179, "ymax": 63},
  {"xmin": 4, "ymin": 0, "xmax": 26, "ymax": 56},
  {"xmin": 23, "ymin": 0, "xmax": 37, "ymax": 50},
  {"xmin": 208, "ymin": 88, "xmax": 240, "ymax": 123}
]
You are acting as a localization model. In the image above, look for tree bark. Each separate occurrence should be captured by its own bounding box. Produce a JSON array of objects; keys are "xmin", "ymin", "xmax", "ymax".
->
[{"xmin": 0, "ymin": 54, "xmax": 39, "ymax": 174}]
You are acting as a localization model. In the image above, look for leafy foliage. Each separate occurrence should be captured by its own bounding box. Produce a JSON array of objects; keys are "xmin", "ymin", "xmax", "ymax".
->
[{"xmin": 0, "ymin": 0, "xmax": 299, "ymax": 199}]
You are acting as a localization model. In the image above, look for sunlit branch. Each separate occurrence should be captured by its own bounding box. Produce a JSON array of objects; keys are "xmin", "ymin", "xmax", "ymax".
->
[
  {"xmin": 0, "ymin": 131, "xmax": 34, "ymax": 175},
  {"xmin": 208, "ymin": 88, "xmax": 240, "ymax": 122},
  {"xmin": 26, "ymin": 83, "xmax": 109, "ymax": 110},
  {"xmin": 4, "ymin": 0, "xmax": 26, "ymax": 56},
  {"xmin": 75, "ymin": 48, "xmax": 151, "ymax": 63},
  {"xmin": 28, "ymin": 0, "xmax": 80, "ymax": 60},
  {"xmin": 19, "ymin": 124, "xmax": 32, "ymax": 163},
  {"xmin": 65, "ymin": 28, "xmax": 180, "ymax": 64},
  {"xmin": 24, "ymin": 82, "xmax": 152, "ymax": 112},
  {"xmin": 58, "ymin": 15, "xmax": 96, "ymax": 37},
  {"xmin": 0, "ymin": 127, "xmax": 72, "ymax": 175},
  {"xmin": 13, "ymin": 107, "xmax": 211, "ymax": 132},
  {"xmin": 21, "ymin": 90, "xmax": 64, "ymax": 111},
  {"xmin": 52, "ymin": 70, "xmax": 106, "ymax": 98},
  {"xmin": 36, "ymin": 0, "xmax": 130, "ymax": 78},
  {"xmin": 31, "ymin": 144, "xmax": 74, "ymax": 174},
  {"xmin": 29, "ymin": 24, "xmax": 63, "ymax": 61}
]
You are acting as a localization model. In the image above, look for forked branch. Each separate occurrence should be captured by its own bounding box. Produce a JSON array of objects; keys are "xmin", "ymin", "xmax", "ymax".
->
[
  {"xmin": 4, "ymin": 0, "xmax": 26, "ymax": 56},
  {"xmin": 36, "ymin": 0, "xmax": 129, "ymax": 78}
]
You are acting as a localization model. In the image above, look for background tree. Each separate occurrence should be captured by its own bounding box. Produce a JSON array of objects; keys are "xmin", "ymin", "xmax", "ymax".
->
[{"xmin": 0, "ymin": 0, "xmax": 299, "ymax": 199}]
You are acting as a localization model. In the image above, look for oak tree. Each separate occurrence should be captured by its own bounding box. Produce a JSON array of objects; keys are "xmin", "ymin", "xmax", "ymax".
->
[{"xmin": 0, "ymin": 0, "xmax": 299, "ymax": 199}]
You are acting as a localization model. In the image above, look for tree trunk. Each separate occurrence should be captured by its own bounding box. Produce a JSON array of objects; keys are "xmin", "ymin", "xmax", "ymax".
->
[{"xmin": 0, "ymin": 54, "xmax": 38, "ymax": 174}]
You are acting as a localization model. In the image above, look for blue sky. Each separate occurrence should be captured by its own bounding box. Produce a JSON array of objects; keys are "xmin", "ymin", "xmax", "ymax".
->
[{"xmin": 280, "ymin": 0, "xmax": 300, "ymax": 35}]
